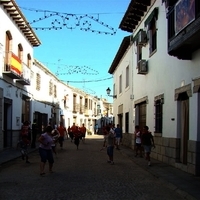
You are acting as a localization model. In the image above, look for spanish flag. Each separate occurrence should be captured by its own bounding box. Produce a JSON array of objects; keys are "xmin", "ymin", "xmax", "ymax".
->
[{"xmin": 11, "ymin": 53, "xmax": 22, "ymax": 75}]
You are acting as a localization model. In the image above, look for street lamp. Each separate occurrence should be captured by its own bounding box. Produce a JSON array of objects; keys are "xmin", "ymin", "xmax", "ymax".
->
[{"xmin": 106, "ymin": 87, "xmax": 117, "ymax": 98}]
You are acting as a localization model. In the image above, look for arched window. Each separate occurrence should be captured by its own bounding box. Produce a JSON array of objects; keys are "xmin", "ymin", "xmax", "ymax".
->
[
  {"xmin": 5, "ymin": 31, "xmax": 12, "ymax": 69},
  {"xmin": 27, "ymin": 53, "xmax": 31, "ymax": 68},
  {"xmin": 18, "ymin": 43, "xmax": 23, "ymax": 62},
  {"xmin": 36, "ymin": 73, "xmax": 41, "ymax": 91}
]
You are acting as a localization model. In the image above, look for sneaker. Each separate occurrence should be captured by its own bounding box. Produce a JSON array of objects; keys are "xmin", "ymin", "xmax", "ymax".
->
[
  {"xmin": 107, "ymin": 160, "xmax": 111, "ymax": 163},
  {"xmin": 110, "ymin": 161, "xmax": 114, "ymax": 165},
  {"xmin": 148, "ymin": 161, "xmax": 151, "ymax": 166}
]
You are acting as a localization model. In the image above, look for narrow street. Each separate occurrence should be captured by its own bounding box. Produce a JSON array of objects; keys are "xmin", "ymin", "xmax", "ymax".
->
[{"xmin": 0, "ymin": 136, "xmax": 186, "ymax": 200}]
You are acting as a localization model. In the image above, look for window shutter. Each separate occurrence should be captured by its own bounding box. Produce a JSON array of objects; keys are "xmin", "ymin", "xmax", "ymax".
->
[{"xmin": 148, "ymin": 30, "xmax": 153, "ymax": 53}]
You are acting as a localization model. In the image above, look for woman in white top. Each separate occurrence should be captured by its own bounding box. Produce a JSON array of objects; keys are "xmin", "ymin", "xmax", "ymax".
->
[{"xmin": 134, "ymin": 125, "xmax": 143, "ymax": 157}]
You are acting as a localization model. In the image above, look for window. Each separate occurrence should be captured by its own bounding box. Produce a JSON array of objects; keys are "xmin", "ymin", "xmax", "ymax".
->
[
  {"xmin": 73, "ymin": 95, "xmax": 77, "ymax": 112},
  {"xmin": 119, "ymin": 75, "xmax": 122, "ymax": 94},
  {"xmin": 36, "ymin": 73, "xmax": 41, "ymax": 91},
  {"xmin": 126, "ymin": 65, "xmax": 129, "ymax": 88},
  {"xmin": 27, "ymin": 54, "xmax": 31, "ymax": 68},
  {"xmin": 5, "ymin": 31, "xmax": 12, "ymax": 68},
  {"xmin": 18, "ymin": 44, "xmax": 23, "ymax": 61},
  {"xmin": 149, "ymin": 19, "xmax": 157, "ymax": 54},
  {"xmin": 85, "ymin": 98, "xmax": 88, "ymax": 108},
  {"xmin": 144, "ymin": 7, "xmax": 158, "ymax": 55},
  {"xmin": 137, "ymin": 45, "xmax": 142, "ymax": 64},
  {"xmin": 154, "ymin": 99, "xmax": 163, "ymax": 133},
  {"xmin": 80, "ymin": 97, "xmax": 83, "ymax": 113},
  {"xmin": 49, "ymin": 80, "xmax": 53, "ymax": 96},
  {"xmin": 125, "ymin": 112, "xmax": 129, "ymax": 133},
  {"xmin": 53, "ymin": 85, "xmax": 57, "ymax": 98}
]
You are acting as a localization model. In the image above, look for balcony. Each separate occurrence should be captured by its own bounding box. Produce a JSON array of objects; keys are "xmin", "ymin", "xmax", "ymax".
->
[
  {"xmin": 84, "ymin": 106, "xmax": 93, "ymax": 116},
  {"xmin": 3, "ymin": 51, "xmax": 31, "ymax": 85},
  {"xmin": 16, "ymin": 62, "xmax": 31, "ymax": 85},
  {"xmin": 84, "ymin": 108, "xmax": 89, "ymax": 116},
  {"xmin": 3, "ymin": 51, "xmax": 22, "ymax": 79},
  {"xmin": 80, "ymin": 105, "xmax": 85, "ymax": 114},
  {"xmin": 72, "ymin": 103, "xmax": 79, "ymax": 113},
  {"xmin": 167, "ymin": 0, "xmax": 200, "ymax": 60}
]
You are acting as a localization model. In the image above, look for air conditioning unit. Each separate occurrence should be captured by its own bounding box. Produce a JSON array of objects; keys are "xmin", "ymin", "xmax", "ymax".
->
[
  {"xmin": 138, "ymin": 30, "xmax": 147, "ymax": 45},
  {"xmin": 137, "ymin": 60, "xmax": 148, "ymax": 74}
]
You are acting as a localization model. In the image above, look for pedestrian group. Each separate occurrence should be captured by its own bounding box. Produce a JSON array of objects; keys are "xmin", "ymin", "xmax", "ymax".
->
[{"xmin": 18, "ymin": 119, "xmax": 155, "ymax": 175}]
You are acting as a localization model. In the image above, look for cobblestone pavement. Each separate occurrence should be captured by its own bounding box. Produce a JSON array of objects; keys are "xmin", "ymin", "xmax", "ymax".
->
[{"xmin": 0, "ymin": 136, "xmax": 193, "ymax": 200}]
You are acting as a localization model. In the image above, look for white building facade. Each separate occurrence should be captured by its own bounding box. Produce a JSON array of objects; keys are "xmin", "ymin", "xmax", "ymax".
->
[
  {"xmin": 109, "ymin": 0, "xmax": 200, "ymax": 175},
  {"xmin": 0, "ymin": 0, "xmax": 101, "ymax": 150},
  {"xmin": 0, "ymin": 0, "xmax": 41, "ymax": 150}
]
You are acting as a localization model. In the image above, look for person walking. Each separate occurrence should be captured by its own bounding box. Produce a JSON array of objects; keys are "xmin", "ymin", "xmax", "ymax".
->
[
  {"xmin": 94, "ymin": 124, "xmax": 98, "ymax": 134},
  {"xmin": 103, "ymin": 126, "xmax": 115, "ymax": 165},
  {"xmin": 80, "ymin": 123, "xmax": 86, "ymax": 142},
  {"xmin": 51, "ymin": 129, "xmax": 60, "ymax": 155},
  {"xmin": 31, "ymin": 119, "xmax": 38, "ymax": 148},
  {"xmin": 38, "ymin": 126, "xmax": 54, "ymax": 175},
  {"xmin": 57, "ymin": 122, "xmax": 67, "ymax": 150},
  {"xmin": 70, "ymin": 123, "xmax": 77, "ymax": 142},
  {"xmin": 21, "ymin": 121, "xmax": 30, "ymax": 140},
  {"xmin": 141, "ymin": 126, "xmax": 155, "ymax": 166},
  {"xmin": 73, "ymin": 126, "xmax": 81, "ymax": 150},
  {"xmin": 134, "ymin": 125, "xmax": 143, "ymax": 157},
  {"xmin": 114, "ymin": 124, "xmax": 122, "ymax": 150},
  {"xmin": 17, "ymin": 136, "xmax": 30, "ymax": 163}
]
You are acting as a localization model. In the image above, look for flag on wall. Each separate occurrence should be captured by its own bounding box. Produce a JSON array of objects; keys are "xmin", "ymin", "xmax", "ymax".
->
[{"xmin": 11, "ymin": 53, "xmax": 22, "ymax": 75}]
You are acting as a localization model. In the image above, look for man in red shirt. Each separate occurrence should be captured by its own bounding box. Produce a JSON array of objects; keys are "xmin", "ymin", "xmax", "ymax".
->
[
  {"xmin": 57, "ymin": 122, "xmax": 67, "ymax": 149},
  {"xmin": 80, "ymin": 123, "xmax": 86, "ymax": 142}
]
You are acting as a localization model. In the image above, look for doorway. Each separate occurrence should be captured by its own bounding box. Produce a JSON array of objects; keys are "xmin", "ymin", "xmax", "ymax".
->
[
  {"xmin": 178, "ymin": 92, "xmax": 189, "ymax": 164},
  {"xmin": 3, "ymin": 98, "xmax": 12, "ymax": 148}
]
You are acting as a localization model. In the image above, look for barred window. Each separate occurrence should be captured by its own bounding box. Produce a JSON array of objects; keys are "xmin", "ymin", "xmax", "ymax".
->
[
  {"xmin": 155, "ymin": 99, "xmax": 163, "ymax": 133},
  {"xmin": 36, "ymin": 73, "xmax": 41, "ymax": 91},
  {"xmin": 53, "ymin": 85, "xmax": 57, "ymax": 98},
  {"xmin": 119, "ymin": 75, "xmax": 122, "ymax": 94},
  {"xmin": 126, "ymin": 65, "xmax": 129, "ymax": 88},
  {"xmin": 49, "ymin": 80, "xmax": 53, "ymax": 96}
]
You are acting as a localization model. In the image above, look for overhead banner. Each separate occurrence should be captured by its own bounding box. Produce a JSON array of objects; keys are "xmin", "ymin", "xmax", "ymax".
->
[
  {"xmin": 11, "ymin": 53, "xmax": 22, "ymax": 75},
  {"xmin": 175, "ymin": 0, "xmax": 195, "ymax": 34}
]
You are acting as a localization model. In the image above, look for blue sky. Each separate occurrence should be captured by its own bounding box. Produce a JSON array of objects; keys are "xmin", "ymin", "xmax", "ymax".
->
[{"xmin": 16, "ymin": 0, "xmax": 130, "ymax": 101}]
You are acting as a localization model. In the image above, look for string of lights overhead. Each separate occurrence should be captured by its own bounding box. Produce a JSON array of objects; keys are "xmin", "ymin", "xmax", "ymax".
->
[
  {"xmin": 19, "ymin": 7, "xmax": 118, "ymax": 35},
  {"xmin": 55, "ymin": 65, "xmax": 99, "ymax": 76}
]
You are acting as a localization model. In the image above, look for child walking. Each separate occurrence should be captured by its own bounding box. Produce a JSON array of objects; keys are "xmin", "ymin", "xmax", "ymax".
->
[{"xmin": 18, "ymin": 137, "xmax": 30, "ymax": 163}]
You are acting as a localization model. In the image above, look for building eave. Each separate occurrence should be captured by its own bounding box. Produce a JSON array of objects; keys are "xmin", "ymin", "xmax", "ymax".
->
[
  {"xmin": 119, "ymin": 0, "xmax": 151, "ymax": 32},
  {"xmin": 1, "ymin": 0, "xmax": 41, "ymax": 47},
  {"xmin": 108, "ymin": 36, "xmax": 131, "ymax": 74}
]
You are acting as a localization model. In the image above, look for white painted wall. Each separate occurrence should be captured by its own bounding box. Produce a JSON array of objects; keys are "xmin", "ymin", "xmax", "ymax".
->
[
  {"xmin": 0, "ymin": 7, "xmax": 34, "ymax": 71},
  {"xmin": 112, "ymin": 1, "xmax": 200, "ymax": 141}
]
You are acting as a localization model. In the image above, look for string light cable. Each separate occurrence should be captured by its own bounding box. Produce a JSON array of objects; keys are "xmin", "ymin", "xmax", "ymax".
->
[
  {"xmin": 18, "ymin": 6, "xmax": 124, "ymax": 35},
  {"xmin": 61, "ymin": 76, "xmax": 113, "ymax": 83}
]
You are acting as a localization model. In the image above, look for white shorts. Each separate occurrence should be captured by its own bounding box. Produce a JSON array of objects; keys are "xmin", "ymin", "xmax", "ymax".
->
[{"xmin": 115, "ymin": 138, "xmax": 121, "ymax": 145}]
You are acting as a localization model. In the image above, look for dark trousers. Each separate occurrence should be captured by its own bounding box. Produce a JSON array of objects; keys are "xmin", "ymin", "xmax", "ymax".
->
[{"xmin": 31, "ymin": 132, "xmax": 37, "ymax": 148}]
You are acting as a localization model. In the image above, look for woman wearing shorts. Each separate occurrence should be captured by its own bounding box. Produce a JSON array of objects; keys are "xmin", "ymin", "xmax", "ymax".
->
[{"xmin": 38, "ymin": 125, "xmax": 54, "ymax": 175}]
